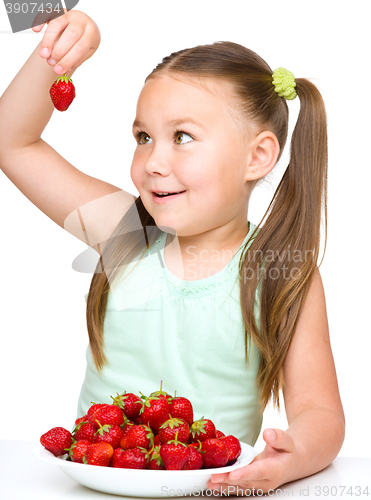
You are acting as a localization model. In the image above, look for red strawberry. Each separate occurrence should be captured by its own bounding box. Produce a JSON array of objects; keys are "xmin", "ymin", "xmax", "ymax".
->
[
  {"xmin": 120, "ymin": 424, "xmax": 154, "ymax": 450},
  {"xmin": 111, "ymin": 447, "xmax": 147, "ymax": 469},
  {"xmin": 111, "ymin": 392, "xmax": 142, "ymax": 420},
  {"xmin": 139, "ymin": 394, "xmax": 170, "ymax": 433},
  {"xmin": 88, "ymin": 404, "xmax": 125, "ymax": 427},
  {"xmin": 110, "ymin": 447, "xmax": 124, "ymax": 468},
  {"xmin": 215, "ymin": 430, "xmax": 225, "ymax": 438},
  {"xmin": 153, "ymin": 434, "xmax": 160, "ymax": 446},
  {"xmin": 169, "ymin": 397, "xmax": 194, "ymax": 425},
  {"xmin": 158, "ymin": 417, "xmax": 190, "ymax": 444},
  {"xmin": 160, "ymin": 434, "xmax": 191, "ymax": 470},
  {"xmin": 87, "ymin": 403, "xmax": 110, "ymax": 418},
  {"xmin": 188, "ymin": 441, "xmax": 202, "ymax": 448},
  {"xmin": 49, "ymin": 74, "xmax": 76, "ymax": 112},
  {"xmin": 121, "ymin": 421, "xmax": 134, "ymax": 435},
  {"xmin": 66, "ymin": 439, "xmax": 90, "ymax": 463},
  {"xmin": 190, "ymin": 418, "xmax": 216, "ymax": 442},
  {"xmin": 201, "ymin": 438, "xmax": 229, "ymax": 468},
  {"xmin": 75, "ymin": 415, "xmax": 88, "ymax": 427},
  {"xmin": 219, "ymin": 435, "xmax": 241, "ymax": 463},
  {"xmin": 148, "ymin": 445, "xmax": 165, "ymax": 470},
  {"xmin": 73, "ymin": 421, "xmax": 98, "ymax": 443},
  {"xmin": 182, "ymin": 446, "xmax": 203, "ymax": 470},
  {"xmin": 94, "ymin": 423, "xmax": 125, "ymax": 449},
  {"xmin": 83, "ymin": 442, "xmax": 113, "ymax": 467},
  {"xmin": 40, "ymin": 427, "xmax": 73, "ymax": 457}
]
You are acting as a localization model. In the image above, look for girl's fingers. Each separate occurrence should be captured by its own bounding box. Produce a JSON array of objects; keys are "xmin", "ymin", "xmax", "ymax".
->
[
  {"xmin": 54, "ymin": 24, "xmax": 100, "ymax": 74},
  {"xmin": 32, "ymin": 23, "xmax": 46, "ymax": 32},
  {"xmin": 38, "ymin": 9, "xmax": 71, "ymax": 58},
  {"xmin": 209, "ymin": 472, "xmax": 228, "ymax": 484},
  {"xmin": 229, "ymin": 460, "xmax": 265, "ymax": 482},
  {"xmin": 46, "ymin": 22, "xmax": 86, "ymax": 72},
  {"xmin": 35, "ymin": 10, "xmax": 100, "ymax": 73}
]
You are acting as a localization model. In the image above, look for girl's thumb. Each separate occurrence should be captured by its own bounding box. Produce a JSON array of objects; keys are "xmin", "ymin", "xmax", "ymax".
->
[
  {"xmin": 263, "ymin": 428, "xmax": 294, "ymax": 452},
  {"xmin": 264, "ymin": 428, "xmax": 277, "ymax": 442}
]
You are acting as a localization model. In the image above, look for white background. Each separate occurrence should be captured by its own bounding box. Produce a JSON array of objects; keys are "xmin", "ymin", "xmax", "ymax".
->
[{"xmin": 0, "ymin": 0, "xmax": 370, "ymax": 459}]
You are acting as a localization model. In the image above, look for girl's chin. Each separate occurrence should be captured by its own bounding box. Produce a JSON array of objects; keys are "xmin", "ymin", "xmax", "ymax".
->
[{"xmin": 155, "ymin": 224, "xmax": 177, "ymax": 235}]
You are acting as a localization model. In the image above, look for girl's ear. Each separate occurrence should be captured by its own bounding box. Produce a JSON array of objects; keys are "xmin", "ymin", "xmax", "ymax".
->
[{"xmin": 245, "ymin": 131, "xmax": 280, "ymax": 181}]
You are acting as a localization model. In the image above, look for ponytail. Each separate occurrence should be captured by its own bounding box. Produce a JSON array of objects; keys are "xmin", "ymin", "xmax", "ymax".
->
[{"xmin": 239, "ymin": 78, "xmax": 328, "ymax": 410}]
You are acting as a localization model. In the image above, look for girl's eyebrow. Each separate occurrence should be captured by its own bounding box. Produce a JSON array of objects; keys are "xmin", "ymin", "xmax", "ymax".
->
[{"xmin": 132, "ymin": 117, "xmax": 205, "ymax": 130}]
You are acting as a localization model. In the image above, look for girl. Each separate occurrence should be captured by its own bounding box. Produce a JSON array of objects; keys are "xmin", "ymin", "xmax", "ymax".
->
[{"xmin": 0, "ymin": 9, "xmax": 345, "ymax": 494}]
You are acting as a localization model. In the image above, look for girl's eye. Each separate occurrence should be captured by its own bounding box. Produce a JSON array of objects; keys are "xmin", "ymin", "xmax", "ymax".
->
[
  {"xmin": 138, "ymin": 132, "xmax": 152, "ymax": 145},
  {"xmin": 175, "ymin": 131, "xmax": 193, "ymax": 145},
  {"xmin": 136, "ymin": 130, "xmax": 193, "ymax": 145}
]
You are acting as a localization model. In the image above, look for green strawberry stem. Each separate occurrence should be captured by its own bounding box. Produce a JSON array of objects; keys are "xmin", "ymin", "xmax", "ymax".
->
[
  {"xmin": 95, "ymin": 422, "xmax": 111, "ymax": 436},
  {"xmin": 167, "ymin": 430, "xmax": 188, "ymax": 448},
  {"xmin": 150, "ymin": 380, "xmax": 171, "ymax": 399},
  {"xmin": 160, "ymin": 416, "xmax": 183, "ymax": 430},
  {"xmin": 55, "ymin": 74, "xmax": 73, "ymax": 84}
]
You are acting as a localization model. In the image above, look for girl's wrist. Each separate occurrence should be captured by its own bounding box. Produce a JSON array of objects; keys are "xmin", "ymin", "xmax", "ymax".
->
[{"xmin": 281, "ymin": 436, "xmax": 306, "ymax": 486}]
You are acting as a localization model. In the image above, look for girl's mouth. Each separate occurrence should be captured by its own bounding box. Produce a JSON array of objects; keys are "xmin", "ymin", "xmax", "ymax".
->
[{"xmin": 152, "ymin": 191, "xmax": 186, "ymax": 204}]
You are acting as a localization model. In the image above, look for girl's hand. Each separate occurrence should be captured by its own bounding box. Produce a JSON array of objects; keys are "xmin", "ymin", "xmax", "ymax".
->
[
  {"xmin": 31, "ymin": 9, "xmax": 101, "ymax": 75},
  {"xmin": 208, "ymin": 428, "xmax": 299, "ymax": 495}
]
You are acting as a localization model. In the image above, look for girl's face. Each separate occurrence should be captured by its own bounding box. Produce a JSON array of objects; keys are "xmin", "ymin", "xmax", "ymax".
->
[{"xmin": 131, "ymin": 74, "xmax": 256, "ymax": 238}]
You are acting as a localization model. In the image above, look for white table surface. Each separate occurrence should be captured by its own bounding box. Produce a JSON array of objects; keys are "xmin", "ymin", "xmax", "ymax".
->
[{"xmin": 0, "ymin": 440, "xmax": 370, "ymax": 499}]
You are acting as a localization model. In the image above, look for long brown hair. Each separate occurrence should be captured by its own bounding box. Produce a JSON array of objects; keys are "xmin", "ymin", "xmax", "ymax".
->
[{"xmin": 86, "ymin": 41, "xmax": 327, "ymax": 411}]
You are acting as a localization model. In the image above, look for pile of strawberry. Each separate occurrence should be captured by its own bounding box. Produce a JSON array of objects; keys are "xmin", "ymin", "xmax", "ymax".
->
[{"xmin": 40, "ymin": 386, "xmax": 241, "ymax": 470}]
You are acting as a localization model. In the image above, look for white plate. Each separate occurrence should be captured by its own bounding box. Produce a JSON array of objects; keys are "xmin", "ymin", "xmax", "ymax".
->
[{"xmin": 33, "ymin": 442, "xmax": 255, "ymax": 497}]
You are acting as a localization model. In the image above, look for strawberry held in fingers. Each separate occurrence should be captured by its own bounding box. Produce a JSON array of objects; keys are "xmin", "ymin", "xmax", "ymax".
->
[{"xmin": 49, "ymin": 74, "xmax": 76, "ymax": 111}]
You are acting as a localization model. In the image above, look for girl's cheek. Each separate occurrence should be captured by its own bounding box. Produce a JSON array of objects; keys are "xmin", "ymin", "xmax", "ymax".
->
[{"xmin": 130, "ymin": 163, "xmax": 141, "ymax": 187}]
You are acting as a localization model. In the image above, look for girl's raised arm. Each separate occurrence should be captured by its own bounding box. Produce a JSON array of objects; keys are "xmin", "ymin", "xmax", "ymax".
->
[{"xmin": 0, "ymin": 10, "xmax": 136, "ymax": 250}]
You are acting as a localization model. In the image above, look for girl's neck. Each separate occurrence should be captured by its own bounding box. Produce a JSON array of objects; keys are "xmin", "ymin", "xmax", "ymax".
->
[{"xmin": 163, "ymin": 222, "xmax": 250, "ymax": 281}]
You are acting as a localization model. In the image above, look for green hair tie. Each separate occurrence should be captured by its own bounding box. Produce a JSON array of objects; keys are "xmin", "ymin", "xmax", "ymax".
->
[{"xmin": 272, "ymin": 67, "xmax": 297, "ymax": 100}]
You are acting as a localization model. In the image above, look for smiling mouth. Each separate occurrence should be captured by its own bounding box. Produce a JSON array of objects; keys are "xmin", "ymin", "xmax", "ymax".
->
[{"xmin": 155, "ymin": 191, "xmax": 186, "ymax": 198}]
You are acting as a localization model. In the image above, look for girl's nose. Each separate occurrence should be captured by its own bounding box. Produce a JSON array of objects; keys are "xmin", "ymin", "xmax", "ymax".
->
[{"xmin": 143, "ymin": 146, "xmax": 171, "ymax": 176}]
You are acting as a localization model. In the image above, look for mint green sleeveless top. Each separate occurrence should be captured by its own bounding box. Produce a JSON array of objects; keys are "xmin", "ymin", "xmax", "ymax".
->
[{"xmin": 77, "ymin": 222, "xmax": 263, "ymax": 446}]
